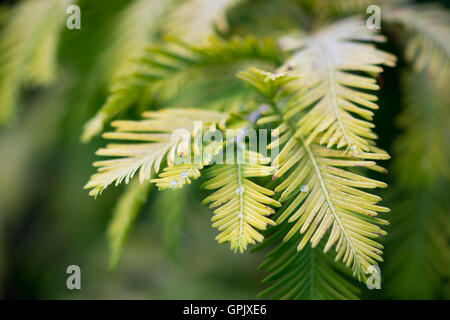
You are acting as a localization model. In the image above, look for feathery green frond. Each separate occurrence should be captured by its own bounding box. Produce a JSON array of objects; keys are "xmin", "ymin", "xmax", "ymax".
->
[
  {"xmin": 387, "ymin": 188, "xmax": 449, "ymax": 299},
  {"xmin": 393, "ymin": 71, "xmax": 450, "ymax": 186},
  {"xmin": 385, "ymin": 4, "xmax": 450, "ymax": 84},
  {"xmin": 153, "ymin": 188, "xmax": 188, "ymax": 259},
  {"xmin": 386, "ymin": 71, "xmax": 450, "ymax": 299},
  {"xmin": 201, "ymin": 152, "xmax": 281, "ymax": 253},
  {"xmin": 165, "ymin": 0, "xmax": 240, "ymax": 44},
  {"xmin": 278, "ymin": 17, "xmax": 396, "ymax": 152},
  {"xmin": 240, "ymin": 68, "xmax": 390, "ymax": 279},
  {"xmin": 258, "ymin": 229, "xmax": 360, "ymax": 299},
  {"xmin": 100, "ymin": 0, "xmax": 172, "ymax": 84},
  {"xmin": 81, "ymin": 36, "xmax": 282, "ymax": 142},
  {"xmin": 84, "ymin": 108, "xmax": 228, "ymax": 197},
  {"xmin": 0, "ymin": 0, "xmax": 72, "ymax": 124},
  {"xmin": 270, "ymin": 133, "xmax": 390, "ymax": 279},
  {"xmin": 107, "ymin": 180, "xmax": 152, "ymax": 270}
]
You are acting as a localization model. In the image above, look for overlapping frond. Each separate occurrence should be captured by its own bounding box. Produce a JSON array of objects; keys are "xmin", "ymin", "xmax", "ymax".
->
[
  {"xmin": 81, "ymin": 36, "xmax": 282, "ymax": 142},
  {"xmin": 201, "ymin": 152, "xmax": 281, "ymax": 253},
  {"xmin": 84, "ymin": 108, "xmax": 228, "ymax": 197},
  {"xmin": 240, "ymin": 68, "xmax": 390, "ymax": 279},
  {"xmin": 256, "ymin": 229, "xmax": 360, "ymax": 299},
  {"xmin": 385, "ymin": 4, "xmax": 450, "ymax": 84},
  {"xmin": 278, "ymin": 17, "xmax": 396, "ymax": 152},
  {"xmin": 165, "ymin": 0, "xmax": 240, "ymax": 44},
  {"xmin": 151, "ymin": 139, "xmax": 224, "ymax": 190},
  {"xmin": 0, "ymin": 0, "xmax": 72, "ymax": 124}
]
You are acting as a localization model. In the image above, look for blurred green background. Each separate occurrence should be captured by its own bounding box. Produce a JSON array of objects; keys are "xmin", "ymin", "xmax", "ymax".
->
[{"xmin": 0, "ymin": 0, "xmax": 448, "ymax": 299}]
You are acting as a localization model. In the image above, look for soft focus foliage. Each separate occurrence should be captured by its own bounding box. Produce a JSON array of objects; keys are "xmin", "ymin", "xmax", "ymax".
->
[
  {"xmin": 0, "ymin": 0, "xmax": 448, "ymax": 300},
  {"xmin": 0, "ymin": 0, "xmax": 72, "ymax": 123},
  {"xmin": 385, "ymin": 71, "xmax": 450, "ymax": 299}
]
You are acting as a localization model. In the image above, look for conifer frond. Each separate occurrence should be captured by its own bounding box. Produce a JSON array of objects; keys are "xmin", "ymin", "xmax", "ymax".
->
[
  {"xmin": 153, "ymin": 188, "xmax": 188, "ymax": 259},
  {"xmin": 278, "ymin": 18, "xmax": 396, "ymax": 152},
  {"xmin": 258, "ymin": 229, "xmax": 360, "ymax": 300},
  {"xmin": 393, "ymin": 71, "xmax": 450, "ymax": 186},
  {"xmin": 151, "ymin": 140, "xmax": 224, "ymax": 190},
  {"xmin": 0, "ymin": 0, "xmax": 71, "ymax": 124},
  {"xmin": 270, "ymin": 136, "xmax": 389, "ymax": 279},
  {"xmin": 386, "ymin": 71, "xmax": 450, "ymax": 299},
  {"xmin": 100, "ymin": 0, "xmax": 172, "ymax": 84},
  {"xmin": 201, "ymin": 152, "xmax": 281, "ymax": 253},
  {"xmin": 165, "ymin": 0, "xmax": 240, "ymax": 44},
  {"xmin": 387, "ymin": 189, "xmax": 449, "ymax": 299},
  {"xmin": 85, "ymin": 108, "xmax": 228, "ymax": 197},
  {"xmin": 81, "ymin": 36, "xmax": 281, "ymax": 142},
  {"xmin": 108, "ymin": 180, "xmax": 152, "ymax": 270},
  {"xmin": 240, "ymin": 68, "xmax": 390, "ymax": 279},
  {"xmin": 385, "ymin": 5, "xmax": 450, "ymax": 84}
]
